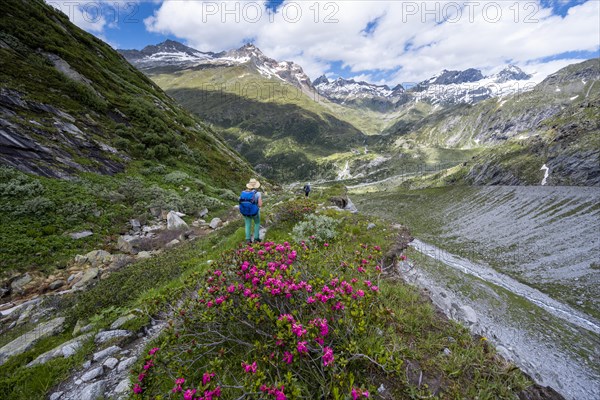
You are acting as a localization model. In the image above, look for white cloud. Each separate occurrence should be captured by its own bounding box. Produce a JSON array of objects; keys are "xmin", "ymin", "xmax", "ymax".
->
[{"xmin": 143, "ymin": 0, "xmax": 599, "ymax": 84}]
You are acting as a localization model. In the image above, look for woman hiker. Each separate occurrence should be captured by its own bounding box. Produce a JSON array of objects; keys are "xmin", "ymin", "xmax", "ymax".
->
[{"xmin": 239, "ymin": 178, "xmax": 263, "ymax": 244}]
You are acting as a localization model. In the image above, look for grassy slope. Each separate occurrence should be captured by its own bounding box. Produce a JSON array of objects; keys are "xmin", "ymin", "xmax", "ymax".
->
[
  {"xmin": 0, "ymin": 0, "xmax": 256, "ymax": 275},
  {"xmin": 0, "ymin": 188, "xmax": 539, "ymax": 399},
  {"xmin": 149, "ymin": 66, "xmax": 370, "ymax": 180}
]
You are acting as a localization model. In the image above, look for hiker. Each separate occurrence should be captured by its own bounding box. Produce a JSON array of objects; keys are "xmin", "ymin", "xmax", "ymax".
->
[
  {"xmin": 303, "ymin": 182, "xmax": 311, "ymax": 197},
  {"xmin": 239, "ymin": 178, "xmax": 263, "ymax": 244}
]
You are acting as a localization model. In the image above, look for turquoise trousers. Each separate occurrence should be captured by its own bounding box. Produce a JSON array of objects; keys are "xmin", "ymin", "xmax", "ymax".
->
[{"xmin": 244, "ymin": 211, "xmax": 260, "ymax": 241}]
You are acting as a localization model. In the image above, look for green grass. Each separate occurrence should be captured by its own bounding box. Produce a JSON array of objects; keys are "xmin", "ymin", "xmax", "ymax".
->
[{"xmin": 0, "ymin": 188, "xmax": 539, "ymax": 399}]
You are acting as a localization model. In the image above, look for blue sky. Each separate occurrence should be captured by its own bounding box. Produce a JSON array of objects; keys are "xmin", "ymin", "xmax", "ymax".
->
[{"xmin": 49, "ymin": 0, "xmax": 599, "ymax": 84}]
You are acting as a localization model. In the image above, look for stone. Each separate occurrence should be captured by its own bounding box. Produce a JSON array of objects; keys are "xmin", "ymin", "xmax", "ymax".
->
[
  {"xmin": 198, "ymin": 208, "xmax": 208, "ymax": 218},
  {"xmin": 103, "ymin": 357, "xmax": 119, "ymax": 369},
  {"xmin": 108, "ymin": 254, "xmax": 133, "ymax": 271},
  {"xmin": 174, "ymin": 211, "xmax": 186, "ymax": 217},
  {"xmin": 344, "ymin": 197, "xmax": 359, "ymax": 213},
  {"xmin": 117, "ymin": 235, "xmax": 140, "ymax": 254},
  {"xmin": 110, "ymin": 314, "xmax": 136, "ymax": 330},
  {"xmin": 443, "ymin": 348, "xmax": 452, "ymax": 356},
  {"xmin": 10, "ymin": 273, "xmax": 32, "ymax": 292},
  {"xmin": 67, "ymin": 273, "xmax": 81, "ymax": 283},
  {"xmin": 209, "ymin": 218, "xmax": 222, "ymax": 229},
  {"xmin": 117, "ymin": 356, "xmax": 137, "ymax": 372},
  {"xmin": 165, "ymin": 239, "xmax": 180, "ymax": 248},
  {"xmin": 26, "ymin": 332, "xmax": 93, "ymax": 367},
  {"xmin": 115, "ymin": 378, "xmax": 130, "ymax": 394},
  {"xmin": 69, "ymin": 231, "xmax": 93, "ymax": 240},
  {"xmin": 167, "ymin": 211, "xmax": 189, "ymax": 230},
  {"xmin": 75, "ymin": 379, "xmax": 82, "ymax": 385},
  {"xmin": 367, "ymin": 223, "xmax": 376, "ymax": 230},
  {"xmin": 81, "ymin": 366, "xmax": 104, "ymax": 382},
  {"xmin": 136, "ymin": 251, "xmax": 151, "ymax": 259},
  {"xmin": 50, "ymin": 391, "xmax": 64, "ymax": 400},
  {"xmin": 0, "ymin": 317, "xmax": 65, "ymax": 366},
  {"xmin": 78, "ymin": 380, "xmax": 106, "ymax": 400},
  {"xmin": 94, "ymin": 330, "xmax": 132, "ymax": 344},
  {"xmin": 92, "ymin": 345, "xmax": 121, "ymax": 361},
  {"xmin": 149, "ymin": 207, "xmax": 161, "ymax": 217},
  {"xmin": 452, "ymin": 304, "xmax": 478, "ymax": 325},
  {"xmin": 259, "ymin": 226, "xmax": 267, "ymax": 241},
  {"xmin": 83, "ymin": 360, "xmax": 92, "ymax": 369},
  {"xmin": 84, "ymin": 250, "xmax": 112, "ymax": 268},
  {"xmin": 130, "ymin": 219, "xmax": 141, "ymax": 231},
  {"xmin": 49, "ymin": 280, "xmax": 65, "ymax": 290},
  {"xmin": 71, "ymin": 268, "xmax": 99, "ymax": 290}
]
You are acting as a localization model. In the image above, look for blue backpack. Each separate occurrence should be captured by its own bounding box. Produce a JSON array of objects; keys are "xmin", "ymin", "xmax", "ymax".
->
[{"xmin": 239, "ymin": 190, "xmax": 259, "ymax": 217}]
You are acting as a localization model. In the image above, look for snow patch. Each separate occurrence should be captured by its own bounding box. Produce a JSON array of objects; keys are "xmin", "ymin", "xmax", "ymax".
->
[{"xmin": 540, "ymin": 164, "xmax": 550, "ymax": 186}]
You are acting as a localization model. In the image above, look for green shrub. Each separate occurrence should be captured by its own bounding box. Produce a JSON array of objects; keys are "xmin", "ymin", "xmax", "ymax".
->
[
  {"xmin": 15, "ymin": 196, "xmax": 55, "ymax": 216},
  {"xmin": 163, "ymin": 171, "xmax": 190, "ymax": 184},
  {"xmin": 0, "ymin": 174, "xmax": 45, "ymax": 198},
  {"xmin": 273, "ymin": 198, "xmax": 317, "ymax": 223},
  {"xmin": 216, "ymin": 188, "xmax": 237, "ymax": 202},
  {"xmin": 292, "ymin": 214, "xmax": 339, "ymax": 244}
]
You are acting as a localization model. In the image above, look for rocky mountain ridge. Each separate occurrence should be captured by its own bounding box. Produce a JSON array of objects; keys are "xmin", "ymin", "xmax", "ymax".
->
[
  {"xmin": 121, "ymin": 40, "xmax": 537, "ymax": 108},
  {"xmin": 120, "ymin": 42, "xmax": 314, "ymax": 92}
]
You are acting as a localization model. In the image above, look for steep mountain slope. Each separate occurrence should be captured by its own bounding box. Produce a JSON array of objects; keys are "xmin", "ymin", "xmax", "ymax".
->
[
  {"xmin": 120, "ymin": 42, "xmax": 368, "ymax": 181},
  {"xmin": 383, "ymin": 59, "xmax": 600, "ymax": 186},
  {"xmin": 0, "ymin": 0, "xmax": 254, "ymax": 274},
  {"xmin": 0, "ymin": 2, "xmax": 250, "ymax": 183}
]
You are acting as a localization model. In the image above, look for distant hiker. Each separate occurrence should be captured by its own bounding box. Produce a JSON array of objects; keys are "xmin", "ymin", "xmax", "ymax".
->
[
  {"xmin": 239, "ymin": 178, "xmax": 263, "ymax": 244},
  {"xmin": 303, "ymin": 182, "xmax": 311, "ymax": 197}
]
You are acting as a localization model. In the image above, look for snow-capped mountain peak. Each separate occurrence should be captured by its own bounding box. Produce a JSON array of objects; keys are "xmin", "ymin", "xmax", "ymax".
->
[{"xmin": 119, "ymin": 41, "xmax": 313, "ymax": 91}]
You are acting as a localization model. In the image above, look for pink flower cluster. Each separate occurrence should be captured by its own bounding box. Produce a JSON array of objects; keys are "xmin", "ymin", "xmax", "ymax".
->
[
  {"xmin": 242, "ymin": 361, "xmax": 257, "ymax": 374},
  {"xmin": 133, "ymin": 347, "xmax": 161, "ymax": 395},
  {"xmin": 260, "ymin": 384, "xmax": 287, "ymax": 400},
  {"xmin": 351, "ymin": 387, "xmax": 370, "ymax": 399},
  {"xmin": 170, "ymin": 373, "xmax": 221, "ymax": 400}
]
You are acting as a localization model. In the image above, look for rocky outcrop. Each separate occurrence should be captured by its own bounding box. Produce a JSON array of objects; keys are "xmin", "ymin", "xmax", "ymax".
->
[
  {"xmin": 0, "ymin": 89, "xmax": 125, "ymax": 179},
  {"xmin": 0, "ymin": 317, "xmax": 65, "ymax": 366},
  {"xmin": 27, "ymin": 332, "xmax": 94, "ymax": 367}
]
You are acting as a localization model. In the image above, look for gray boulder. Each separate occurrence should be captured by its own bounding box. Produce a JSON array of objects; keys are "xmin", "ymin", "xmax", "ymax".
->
[
  {"xmin": 110, "ymin": 314, "xmax": 136, "ymax": 330},
  {"xmin": 103, "ymin": 357, "xmax": 119, "ymax": 370},
  {"xmin": 94, "ymin": 330, "xmax": 132, "ymax": 344},
  {"xmin": 49, "ymin": 280, "xmax": 65, "ymax": 290},
  {"xmin": 27, "ymin": 332, "xmax": 93, "ymax": 367},
  {"xmin": 167, "ymin": 211, "xmax": 188, "ymax": 230},
  {"xmin": 77, "ymin": 380, "xmax": 106, "ymax": 400},
  {"xmin": 209, "ymin": 218, "xmax": 223, "ymax": 229},
  {"xmin": 114, "ymin": 378, "xmax": 130, "ymax": 394},
  {"xmin": 344, "ymin": 197, "xmax": 359, "ymax": 213},
  {"xmin": 165, "ymin": 239, "xmax": 180, "ymax": 248},
  {"xmin": 10, "ymin": 273, "xmax": 32, "ymax": 292},
  {"xmin": 198, "ymin": 208, "xmax": 209, "ymax": 218},
  {"xmin": 69, "ymin": 231, "xmax": 93, "ymax": 240},
  {"xmin": 92, "ymin": 345, "xmax": 121, "ymax": 362},
  {"xmin": 0, "ymin": 317, "xmax": 65, "ymax": 366},
  {"xmin": 84, "ymin": 250, "xmax": 112, "ymax": 268},
  {"xmin": 108, "ymin": 254, "xmax": 134, "ymax": 271},
  {"xmin": 71, "ymin": 268, "xmax": 99, "ymax": 290},
  {"xmin": 117, "ymin": 356, "xmax": 137, "ymax": 372},
  {"xmin": 81, "ymin": 366, "xmax": 104, "ymax": 382},
  {"xmin": 130, "ymin": 219, "xmax": 141, "ymax": 231},
  {"xmin": 117, "ymin": 235, "xmax": 140, "ymax": 254}
]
